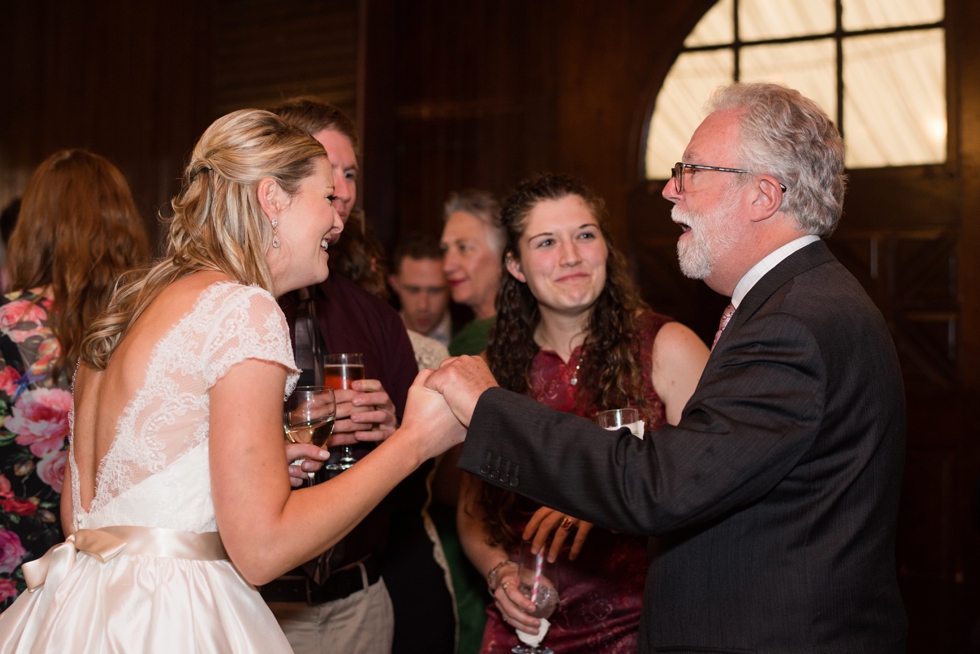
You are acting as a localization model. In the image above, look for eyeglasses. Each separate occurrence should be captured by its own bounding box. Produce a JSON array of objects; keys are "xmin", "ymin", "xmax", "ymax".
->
[{"xmin": 671, "ymin": 162, "xmax": 787, "ymax": 194}]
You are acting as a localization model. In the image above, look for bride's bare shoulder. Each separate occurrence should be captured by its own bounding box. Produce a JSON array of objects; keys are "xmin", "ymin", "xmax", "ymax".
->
[
  {"xmin": 109, "ymin": 271, "xmax": 238, "ymax": 361},
  {"xmin": 158, "ymin": 270, "xmax": 236, "ymax": 306}
]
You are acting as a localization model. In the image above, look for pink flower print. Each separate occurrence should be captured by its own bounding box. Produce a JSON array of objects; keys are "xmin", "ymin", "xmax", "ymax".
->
[
  {"xmin": 0, "ymin": 474, "xmax": 12, "ymax": 499},
  {"xmin": 0, "ymin": 301, "xmax": 50, "ymax": 344},
  {"xmin": 0, "ymin": 497, "xmax": 37, "ymax": 517},
  {"xmin": 0, "ymin": 300, "xmax": 47, "ymax": 330},
  {"xmin": 7, "ymin": 388, "xmax": 72, "ymax": 457},
  {"xmin": 0, "ymin": 577, "xmax": 18, "ymax": 602},
  {"xmin": 5, "ymin": 328, "xmax": 45, "ymax": 344},
  {"xmin": 37, "ymin": 450, "xmax": 68, "ymax": 494},
  {"xmin": 0, "ymin": 366, "xmax": 21, "ymax": 396},
  {"xmin": 0, "ymin": 529, "xmax": 27, "ymax": 574}
]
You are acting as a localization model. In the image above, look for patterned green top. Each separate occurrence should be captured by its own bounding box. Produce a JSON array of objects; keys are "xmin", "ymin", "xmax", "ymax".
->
[{"xmin": 447, "ymin": 316, "xmax": 495, "ymax": 357}]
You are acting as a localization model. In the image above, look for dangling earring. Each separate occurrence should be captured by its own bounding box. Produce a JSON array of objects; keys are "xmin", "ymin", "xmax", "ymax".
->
[{"xmin": 271, "ymin": 218, "xmax": 280, "ymax": 248}]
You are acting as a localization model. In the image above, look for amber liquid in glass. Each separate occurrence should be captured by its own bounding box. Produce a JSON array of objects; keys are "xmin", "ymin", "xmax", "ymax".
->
[{"xmin": 323, "ymin": 364, "xmax": 365, "ymax": 390}]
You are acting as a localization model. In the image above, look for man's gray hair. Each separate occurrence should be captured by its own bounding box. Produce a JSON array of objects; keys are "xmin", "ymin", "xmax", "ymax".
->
[
  {"xmin": 443, "ymin": 189, "xmax": 505, "ymax": 257},
  {"xmin": 707, "ymin": 83, "xmax": 846, "ymax": 236}
]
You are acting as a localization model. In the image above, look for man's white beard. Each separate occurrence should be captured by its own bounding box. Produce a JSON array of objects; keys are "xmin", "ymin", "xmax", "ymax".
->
[{"xmin": 674, "ymin": 198, "xmax": 738, "ymax": 280}]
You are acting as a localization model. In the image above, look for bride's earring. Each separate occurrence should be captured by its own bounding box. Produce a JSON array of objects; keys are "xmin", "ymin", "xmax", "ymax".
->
[{"xmin": 271, "ymin": 218, "xmax": 280, "ymax": 248}]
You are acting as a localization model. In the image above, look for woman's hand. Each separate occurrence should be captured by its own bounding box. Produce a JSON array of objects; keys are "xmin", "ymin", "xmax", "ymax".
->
[
  {"xmin": 399, "ymin": 369, "xmax": 467, "ymax": 463},
  {"xmin": 523, "ymin": 507, "xmax": 594, "ymax": 562},
  {"xmin": 329, "ymin": 379, "xmax": 397, "ymax": 446},
  {"xmin": 491, "ymin": 565, "xmax": 542, "ymax": 634},
  {"xmin": 285, "ymin": 443, "xmax": 329, "ymax": 487}
]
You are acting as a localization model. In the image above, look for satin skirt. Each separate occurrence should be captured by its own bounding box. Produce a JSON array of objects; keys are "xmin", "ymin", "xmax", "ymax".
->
[{"xmin": 0, "ymin": 527, "xmax": 291, "ymax": 654}]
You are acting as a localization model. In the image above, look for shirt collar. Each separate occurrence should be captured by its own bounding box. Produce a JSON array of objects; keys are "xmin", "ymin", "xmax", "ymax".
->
[
  {"xmin": 401, "ymin": 311, "xmax": 452, "ymax": 348},
  {"xmin": 731, "ymin": 235, "xmax": 820, "ymax": 308}
]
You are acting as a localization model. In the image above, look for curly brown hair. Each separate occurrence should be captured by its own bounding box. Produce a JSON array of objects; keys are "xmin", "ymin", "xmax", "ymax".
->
[{"xmin": 479, "ymin": 173, "xmax": 650, "ymax": 550}]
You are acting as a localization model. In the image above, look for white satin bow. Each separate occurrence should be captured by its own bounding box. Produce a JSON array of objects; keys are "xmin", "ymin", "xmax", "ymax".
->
[{"xmin": 22, "ymin": 529, "xmax": 128, "ymax": 592}]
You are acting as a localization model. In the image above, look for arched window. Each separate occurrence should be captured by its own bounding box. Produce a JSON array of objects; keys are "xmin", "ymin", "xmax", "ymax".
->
[{"xmin": 645, "ymin": 0, "xmax": 946, "ymax": 178}]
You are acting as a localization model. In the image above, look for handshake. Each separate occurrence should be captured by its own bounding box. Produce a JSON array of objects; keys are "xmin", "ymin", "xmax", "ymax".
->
[{"xmin": 399, "ymin": 355, "xmax": 500, "ymax": 462}]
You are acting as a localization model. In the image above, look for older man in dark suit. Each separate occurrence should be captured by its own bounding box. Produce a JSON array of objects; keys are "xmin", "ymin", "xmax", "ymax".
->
[{"xmin": 426, "ymin": 82, "xmax": 907, "ymax": 653}]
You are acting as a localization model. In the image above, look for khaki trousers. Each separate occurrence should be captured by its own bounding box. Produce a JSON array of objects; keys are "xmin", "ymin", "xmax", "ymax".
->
[{"xmin": 268, "ymin": 573, "xmax": 394, "ymax": 654}]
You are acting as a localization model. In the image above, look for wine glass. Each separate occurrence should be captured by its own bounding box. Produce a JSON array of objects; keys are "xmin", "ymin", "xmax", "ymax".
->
[
  {"xmin": 512, "ymin": 541, "xmax": 560, "ymax": 654},
  {"xmin": 323, "ymin": 353, "xmax": 364, "ymax": 471},
  {"xmin": 597, "ymin": 407, "xmax": 644, "ymax": 439},
  {"xmin": 284, "ymin": 386, "xmax": 337, "ymax": 486}
]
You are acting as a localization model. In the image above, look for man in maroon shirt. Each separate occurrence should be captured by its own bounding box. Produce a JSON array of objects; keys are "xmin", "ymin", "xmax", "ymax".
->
[{"xmin": 266, "ymin": 99, "xmax": 455, "ymax": 654}]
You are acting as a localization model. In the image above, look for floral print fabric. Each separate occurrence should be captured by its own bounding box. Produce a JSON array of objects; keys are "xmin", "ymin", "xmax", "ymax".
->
[{"xmin": 0, "ymin": 290, "xmax": 69, "ymax": 609}]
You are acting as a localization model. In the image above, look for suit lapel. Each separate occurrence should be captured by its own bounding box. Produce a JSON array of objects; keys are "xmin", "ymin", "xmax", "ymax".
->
[{"xmin": 724, "ymin": 240, "xmax": 837, "ymax": 337}]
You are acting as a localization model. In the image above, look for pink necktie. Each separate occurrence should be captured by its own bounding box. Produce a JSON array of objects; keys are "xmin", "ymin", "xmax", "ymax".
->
[{"xmin": 712, "ymin": 303, "xmax": 735, "ymax": 350}]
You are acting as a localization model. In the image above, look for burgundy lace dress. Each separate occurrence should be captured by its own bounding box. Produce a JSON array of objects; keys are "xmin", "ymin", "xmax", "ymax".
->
[{"xmin": 480, "ymin": 311, "xmax": 671, "ymax": 653}]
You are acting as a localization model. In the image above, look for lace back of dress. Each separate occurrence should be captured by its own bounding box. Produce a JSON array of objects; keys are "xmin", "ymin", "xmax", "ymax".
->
[{"xmin": 72, "ymin": 283, "xmax": 298, "ymax": 527}]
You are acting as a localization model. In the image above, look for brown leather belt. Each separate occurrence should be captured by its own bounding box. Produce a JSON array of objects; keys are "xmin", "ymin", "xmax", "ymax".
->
[{"xmin": 259, "ymin": 556, "xmax": 381, "ymax": 605}]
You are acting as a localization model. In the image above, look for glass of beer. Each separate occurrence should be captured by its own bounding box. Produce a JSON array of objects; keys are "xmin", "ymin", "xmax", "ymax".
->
[
  {"xmin": 283, "ymin": 386, "xmax": 337, "ymax": 486},
  {"xmin": 323, "ymin": 353, "xmax": 365, "ymax": 470}
]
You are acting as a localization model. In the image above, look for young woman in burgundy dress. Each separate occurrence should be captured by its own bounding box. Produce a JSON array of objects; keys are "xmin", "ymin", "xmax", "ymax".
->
[{"xmin": 458, "ymin": 173, "xmax": 709, "ymax": 653}]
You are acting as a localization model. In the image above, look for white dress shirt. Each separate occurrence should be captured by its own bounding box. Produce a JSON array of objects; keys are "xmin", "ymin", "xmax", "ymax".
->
[{"xmin": 730, "ymin": 235, "xmax": 820, "ymax": 308}]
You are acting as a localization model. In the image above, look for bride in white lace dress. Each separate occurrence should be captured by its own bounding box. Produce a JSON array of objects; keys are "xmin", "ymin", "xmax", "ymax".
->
[{"xmin": 0, "ymin": 109, "xmax": 466, "ymax": 653}]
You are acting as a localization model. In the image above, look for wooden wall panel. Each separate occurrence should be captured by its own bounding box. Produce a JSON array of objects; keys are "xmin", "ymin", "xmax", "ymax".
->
[
  {"xmin": 212, "ymin": 0, "xmax": 357, "ymax": 118},
  {"xmin": 956, "ymin": 0, "xmax": 980, "ymax": 391},
  {"xmin": 363, "ymin": 0, "xmax": 558, "ymax": 250},
  {"xmin": 0, "ymin": 0, "xmax": 213, "ymax": 246}
]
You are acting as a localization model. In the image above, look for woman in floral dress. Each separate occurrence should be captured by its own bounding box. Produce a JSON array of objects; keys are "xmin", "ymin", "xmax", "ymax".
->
[{"xmin": 0, "ymin": 149, "xmax": 149, "ymax": 609}]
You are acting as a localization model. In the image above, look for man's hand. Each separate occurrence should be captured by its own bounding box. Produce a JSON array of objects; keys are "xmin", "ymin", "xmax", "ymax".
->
[
  {"xmin": 401, "ymin": 369, "xmax": 467, "ymax": 462},
  {"xmin": 423, "ymin": 356, "xmax": 498, "ymax": 427},
  {"xmin": 329, "ymin": 379, "xmax": 397, "ymax": 447}
]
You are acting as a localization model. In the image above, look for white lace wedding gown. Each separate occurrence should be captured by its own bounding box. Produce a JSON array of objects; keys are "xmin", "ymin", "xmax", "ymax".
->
[{"xmin": 0, "ymin": 283, "xmax": 300, "ymax": 653}]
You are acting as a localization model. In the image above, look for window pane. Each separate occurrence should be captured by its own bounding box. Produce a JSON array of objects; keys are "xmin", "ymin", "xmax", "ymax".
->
[
  {"xmin": 843, "ymin": 0, "xmax": 943, "ymax": 31},
  {"xmin": 646, "ymin": 50, "xmax": 734, "ymax": 179},
  {"xmin": 739, "ymin": 0, "xmax": 834, "ymax": 41},
  {"xmin": 843, "ymin": 29, "xmax": 945, "ymax": 167},
  {"xmin": 685, "ymin": 0, "xmax": 733, "ymax": 47},
  {"xmin": 741, "ymin": 40, "xmax": 837, "ymax": 125}
]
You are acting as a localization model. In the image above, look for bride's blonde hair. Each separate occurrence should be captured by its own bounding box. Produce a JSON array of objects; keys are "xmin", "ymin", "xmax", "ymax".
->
[{"xmin": 80, "ymin": 109, "xmax": 326, "ymax": 370}]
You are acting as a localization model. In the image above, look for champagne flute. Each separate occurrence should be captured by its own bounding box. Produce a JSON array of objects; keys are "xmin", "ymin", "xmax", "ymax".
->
[
  {"xmin": 597, "ymin": 407, "xmax": 644, "ymax": 439},
  {"xmin": 284, "ymin": 386, "xmax": 337, "ymax": 486},
  {"xmin": 512, "ymin": 541, "xmax": 560, "ymax": 654},
  {"xmin": 323, "ymin": 353, "xmax": 364, "ymax": 471}
]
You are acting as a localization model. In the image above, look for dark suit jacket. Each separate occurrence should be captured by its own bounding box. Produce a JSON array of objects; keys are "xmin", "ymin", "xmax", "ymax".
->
[{"xmin": 458, "ymin": 241, "xmax": 907, "ymax": 653}]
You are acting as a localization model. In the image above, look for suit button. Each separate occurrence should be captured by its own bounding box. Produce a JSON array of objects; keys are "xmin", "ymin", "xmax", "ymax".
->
[
  {"xmin": 509, "ymin": 465, "xmax": 519, "ymax": 488},
  {"xmin": 489, "ymin": 455, "xmax": 502, "ymax": 480}
]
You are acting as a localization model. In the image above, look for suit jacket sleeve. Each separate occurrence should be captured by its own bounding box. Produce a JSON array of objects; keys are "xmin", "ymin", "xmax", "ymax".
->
[{"xmin": 457, "ymin": 309, "xmax": 826, "ymax": 536}]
